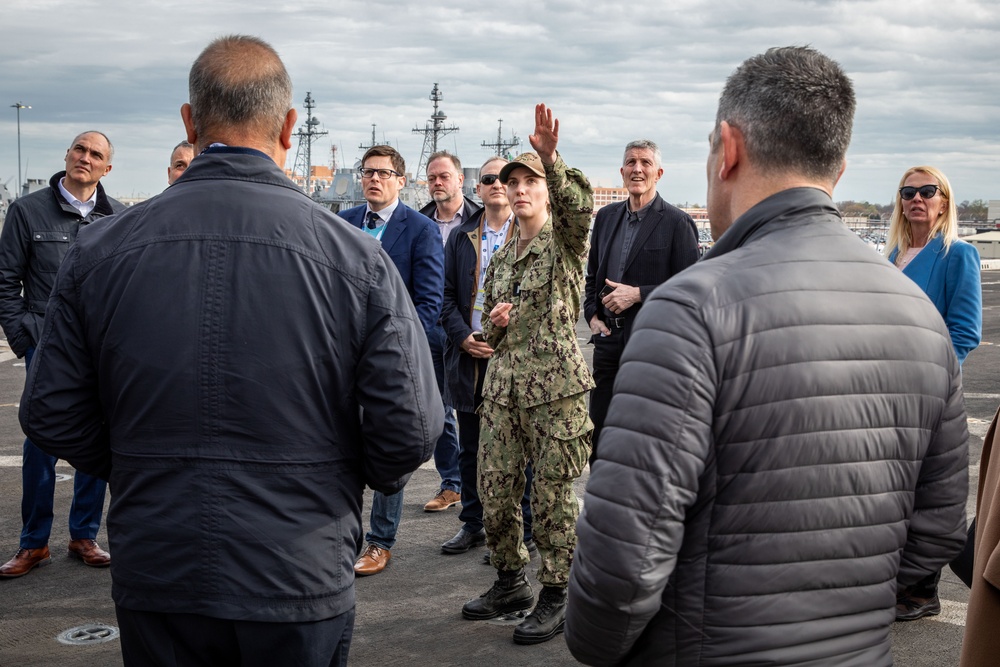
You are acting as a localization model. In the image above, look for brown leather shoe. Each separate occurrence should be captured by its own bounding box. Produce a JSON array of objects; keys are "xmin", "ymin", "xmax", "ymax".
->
[
  {"xmin": 67, "ymin": 539, "xmax": 111, "ymax": 567},
  {"xmin": 0, "ymin": 546, "xmax": 51, "ymax": 578},
  {"xmin": 423, "ymin": 489, "xmax": 461, "ymax": 512},
  {"xmin": 354, "ymin": 543, "xmax": 391, "ymax": 576}
]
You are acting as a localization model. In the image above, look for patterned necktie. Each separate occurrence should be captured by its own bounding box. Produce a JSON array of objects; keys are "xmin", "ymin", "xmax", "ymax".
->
[{"xmin": 366, "ymin": 211, "xmax": 381, "ymax": 230}]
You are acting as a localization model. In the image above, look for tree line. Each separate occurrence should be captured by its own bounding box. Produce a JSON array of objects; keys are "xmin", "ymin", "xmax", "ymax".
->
[{"xmin": 836, "ymin": 199, "xmax": 990, "ymax": 222}]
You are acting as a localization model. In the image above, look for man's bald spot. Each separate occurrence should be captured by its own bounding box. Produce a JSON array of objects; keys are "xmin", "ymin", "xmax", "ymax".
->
[{"xmin": 188, "ymin": 35, "xmax": 292, "ymax": 142}]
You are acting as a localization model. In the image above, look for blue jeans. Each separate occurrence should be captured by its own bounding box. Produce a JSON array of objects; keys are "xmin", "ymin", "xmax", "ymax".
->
[
  {"xmin": 20, "ymin": 347, "xmax": 107, "ymax": 548},
  {"xmin": 428, "ymin": 324, "xmax": 459, "ymax": 493},
  {"xmin": 366, "ymin": 490, "xmax": 404, "ymax": 550}
]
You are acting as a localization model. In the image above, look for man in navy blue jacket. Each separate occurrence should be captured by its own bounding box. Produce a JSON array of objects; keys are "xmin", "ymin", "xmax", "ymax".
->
[
  {"xmin": 20, "ymin": 35, "xmax": 442, "ymax": 665},
  {"xmin": 339, "ymin": 144, "xmax": 445, "ymax": 577}
]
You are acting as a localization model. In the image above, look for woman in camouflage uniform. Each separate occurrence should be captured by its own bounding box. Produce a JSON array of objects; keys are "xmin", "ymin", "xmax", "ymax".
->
[{"xmin": 461, "ymin": 104, "xmax": 594, "ymax": 646}]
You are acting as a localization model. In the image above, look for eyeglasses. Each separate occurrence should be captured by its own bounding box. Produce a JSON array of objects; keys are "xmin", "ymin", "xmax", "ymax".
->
[
  {"xmin": 899, "ymin": 185, "xmax": 941, "ymax": 201},
  {"xmin": 479, "ymin": 174, "xmax": 501, "ymax": 185},
  {"xmin": 359, "ymin": 167, "xmax": 401, "ymax": 180}
]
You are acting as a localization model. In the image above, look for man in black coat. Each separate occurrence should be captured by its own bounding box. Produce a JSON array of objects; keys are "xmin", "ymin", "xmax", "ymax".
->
[
  {"xmin": 19, "ymin": 35, "xmax": 442, "ymax": 666},
  {"xmin": 583, "ymin": 140, "xmax": 698, "ymax": 460},
  {"xmin": 0, "ymin": 131, "xmax": 124, "ymax": 578}
]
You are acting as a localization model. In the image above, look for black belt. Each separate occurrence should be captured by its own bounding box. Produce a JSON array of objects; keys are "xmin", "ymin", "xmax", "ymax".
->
[{"xmin": 607, "ymin": 316, "xmax": 626, "ymax": 329}]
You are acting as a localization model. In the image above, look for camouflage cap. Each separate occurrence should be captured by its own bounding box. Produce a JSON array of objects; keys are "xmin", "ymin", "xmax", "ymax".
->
[{"xmin": 499, "ymin": 152, "xmax": 546, "ymax": 183}]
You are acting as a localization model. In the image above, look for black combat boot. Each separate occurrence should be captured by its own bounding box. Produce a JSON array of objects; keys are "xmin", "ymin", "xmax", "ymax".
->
[
  {"xmin": 462, "ymin": 569, "xmax": 534, "ymax": 620},
  {"xmin": 512, "ymin": 585, "xmax": 567, "ymax": 645}
]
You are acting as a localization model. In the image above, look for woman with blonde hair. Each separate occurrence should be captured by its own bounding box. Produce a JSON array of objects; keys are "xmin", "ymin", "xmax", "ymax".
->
[
  {"xmin": 886, "ymin": 165, "xmax": 981, "ymax": 364},
  {"xmin": 888, "ymin": 165, "xmax": 981, "ymax": 622}
]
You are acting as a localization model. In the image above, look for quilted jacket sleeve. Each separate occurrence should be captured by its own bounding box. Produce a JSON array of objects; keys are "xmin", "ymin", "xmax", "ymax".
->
[
  {"xmin": 897, "ymin": 353, "xmax": 969, "ymax": 586},
  {"xmin": 566, "ymin": 285, "xmax": 717, "ymax": 665}
]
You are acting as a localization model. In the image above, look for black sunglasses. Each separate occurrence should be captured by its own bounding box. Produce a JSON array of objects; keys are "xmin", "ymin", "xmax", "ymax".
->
[
  {"xmin": 479, "ymin": 174, "xmax": 501, "ymax": 185},
  {"xmin": 899, "ymin": 185, "xmax": 941, "ymax": 201}
]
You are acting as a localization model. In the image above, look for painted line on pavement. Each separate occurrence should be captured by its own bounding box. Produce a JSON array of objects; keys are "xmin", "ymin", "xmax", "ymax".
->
[
  {"xmin": 930, "ymin": 599, "xmax": 967, "ymax": 627},
  {"xmin": 0, "ymin": 456, "xmax": 72, "ymax": 467}
]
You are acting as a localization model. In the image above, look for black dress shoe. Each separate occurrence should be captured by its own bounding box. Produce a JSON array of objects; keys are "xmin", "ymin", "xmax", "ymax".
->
[
  {"xmin": 895, "ymin": 592, "xmax": 941, "ymax": 621},
  {"xmin": 482, "ymin": 538, "xmax": 536, "ymax": 564},
  {"xmin": 441, "ymin": 528, "xmax": 486, "ymax": 554}
]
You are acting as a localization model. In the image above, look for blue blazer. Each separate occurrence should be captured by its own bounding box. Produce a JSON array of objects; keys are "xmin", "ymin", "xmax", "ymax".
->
[
  {"xmin": 340, "ymin": 201, "xmax": 444, "ymax": 335},
  {"xmin": 889, "ymin": 234, "xmax": 981, "ymax": 364}
]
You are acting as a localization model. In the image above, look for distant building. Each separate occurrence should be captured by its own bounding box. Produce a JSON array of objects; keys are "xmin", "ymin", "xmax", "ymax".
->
[
  {"xmin": 966, "ymin": 231, "xmax": 1000, "ymax": 259},
  {"xmin": 593, "ymin": 187, "xmax": 628, "ymax": 211},
  {"xmin": 285, "ymin": 166, "xmax": 334, "ymax": 197}
]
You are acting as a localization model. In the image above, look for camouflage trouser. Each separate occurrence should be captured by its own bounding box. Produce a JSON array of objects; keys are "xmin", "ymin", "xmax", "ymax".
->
[{"xmin": 478, "ymin": 392, "xmax": 592, "ymax": 586}]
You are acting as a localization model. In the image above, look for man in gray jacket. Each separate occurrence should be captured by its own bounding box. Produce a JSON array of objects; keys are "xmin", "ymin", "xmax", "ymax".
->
[
  {"xmin": 566, "ymin": 46, "xmax": 969, "ymax": 666},
  {"xmin": 20, "ymin": 35, "xmax": 442, "ymax": 666}
]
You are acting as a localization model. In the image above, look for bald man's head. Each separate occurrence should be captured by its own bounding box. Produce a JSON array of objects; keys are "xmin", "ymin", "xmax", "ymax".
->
[{"xmin": 187, "ymin": 35, "xmax": 292, "ymax": 145}]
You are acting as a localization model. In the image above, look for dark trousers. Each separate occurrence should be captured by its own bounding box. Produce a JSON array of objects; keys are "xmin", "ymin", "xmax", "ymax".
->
[
  {"xmin": 457, "ymin": 407, "xmax": 532, "ymax": 538},
  {"xmin": 588, "ymin": 327, "xmax": 626, "ymax": 464},
  {"xmin": 115, "ymin": 605, "xmax": 355, "ymax": 667}
]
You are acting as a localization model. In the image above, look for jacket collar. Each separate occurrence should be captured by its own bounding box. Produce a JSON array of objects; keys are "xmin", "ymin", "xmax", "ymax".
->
[
  {"xmin": 48, "ymin": 170, "xmax": 117, "ymax": 217},
  {"xmin": 420, "ymin": 196, "xmax": 481, "ymax": 223},
  {"xmin": 704, "ymin": 187, "xmax": 838, "ymax": 260},
  {"xmin": 173, "ymin": 151, "xmax": 306, "ymax": 199}
]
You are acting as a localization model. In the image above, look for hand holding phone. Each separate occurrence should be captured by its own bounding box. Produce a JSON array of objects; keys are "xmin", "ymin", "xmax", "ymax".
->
[
  {"xmin": 599, "ymin": 285, "xmax": 614, "ymax": 300},
  {"xmin": 472, "ymin": 331, "xmax": 486, "ymax": 342}
]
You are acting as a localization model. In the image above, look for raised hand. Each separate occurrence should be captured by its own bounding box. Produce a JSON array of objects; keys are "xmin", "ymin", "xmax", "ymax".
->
[{"xmin": 528, "ymin": 103, "xmax": 558, "ymax": 165}]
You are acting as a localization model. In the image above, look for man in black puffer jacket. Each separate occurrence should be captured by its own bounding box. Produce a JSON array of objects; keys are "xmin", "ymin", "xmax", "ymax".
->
[
  {"xmin": 566, "ymin": 46, "xmax": 968, "ymax": 667},
  {"xmin": 20, "ymin": 35, "xmax": 442, "ymax": 666}
]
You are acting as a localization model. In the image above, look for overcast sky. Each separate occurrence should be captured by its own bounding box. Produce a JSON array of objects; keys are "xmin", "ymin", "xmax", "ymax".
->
[{"xmin": 2, "ymin": 0, "xmax": 998, "ymax": 207}]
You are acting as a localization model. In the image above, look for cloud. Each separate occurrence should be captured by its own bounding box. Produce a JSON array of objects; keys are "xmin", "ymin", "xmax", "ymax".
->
[{"xmin": 0, "ymin": 0, "xmax": 997, "ymax": 206}]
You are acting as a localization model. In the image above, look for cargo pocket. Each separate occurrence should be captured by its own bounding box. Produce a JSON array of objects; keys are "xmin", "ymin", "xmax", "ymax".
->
[{"xmin": 541, "ymin": 396, "xmax": 592, "ymax": 480}]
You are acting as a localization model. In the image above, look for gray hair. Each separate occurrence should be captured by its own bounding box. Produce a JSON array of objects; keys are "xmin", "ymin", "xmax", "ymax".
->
[
  {"xmin": 714, "ymin": 46, "xmax": 855, "ymax": 183},
  {"xmin": 622, "ymin": 140, "xmax": 661, "ymax": 169},
  {"xmin": 70, "ymin": 131, "xmax": 114, "ymax": 162},
  {"xmin": 188, "ymin": 35, "xmax": 292, "ymax": 143}
]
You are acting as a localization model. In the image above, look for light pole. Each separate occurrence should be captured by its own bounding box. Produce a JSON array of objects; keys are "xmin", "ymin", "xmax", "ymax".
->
[{"xmin": 11, "ymin": 102, "xmax": 30, "ymax": 198}]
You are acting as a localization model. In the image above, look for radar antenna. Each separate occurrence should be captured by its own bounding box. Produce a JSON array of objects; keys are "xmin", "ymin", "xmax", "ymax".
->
[
  {"xmin": 412, "ymin": 83, "xmax": 458, "ymax": 184},
  {"xmin": 481, "ymin": 118, "xmax": 520, "ymax": 158},
  {"xmin": 291, "ymin": 92, "xmax": 328, "ymax": 197}
]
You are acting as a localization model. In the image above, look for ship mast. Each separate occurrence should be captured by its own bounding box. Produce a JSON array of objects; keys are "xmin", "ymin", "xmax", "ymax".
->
[
  {"xmin": 291, "ymin": 92, "xmax": 328, "ymax": 197},
  {"xmin": 412, "ymin": 83, "xmax": 458, "ymax": 185},
  {"xmin": 481, "ymin": 118, "xmax": 520, "ymax": 158}
]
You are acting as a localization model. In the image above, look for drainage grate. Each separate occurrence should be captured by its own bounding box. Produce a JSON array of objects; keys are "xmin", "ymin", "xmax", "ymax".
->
[{"xmin": 57, "ymin": 623, "xmax": 120, "ymax": 646}]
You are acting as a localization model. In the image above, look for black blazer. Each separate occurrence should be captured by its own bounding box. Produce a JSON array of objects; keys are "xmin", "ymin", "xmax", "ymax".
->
[{"xmin": 584, "ymin": 193, "xmax": 698, "ymax": 336}]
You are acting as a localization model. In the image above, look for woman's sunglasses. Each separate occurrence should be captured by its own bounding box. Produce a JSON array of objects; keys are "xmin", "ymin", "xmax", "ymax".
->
[{"xmin": 899, "ymin": 185, "xmax": 941, "ymax": 201}]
